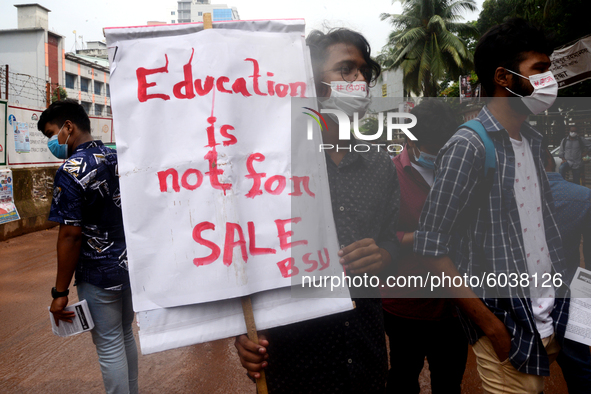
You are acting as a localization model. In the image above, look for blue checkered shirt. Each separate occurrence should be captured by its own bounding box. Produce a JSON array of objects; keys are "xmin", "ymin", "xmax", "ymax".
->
[{"xmin": 414, "ymin": 106, "xmax": 570, "ymax": 376}]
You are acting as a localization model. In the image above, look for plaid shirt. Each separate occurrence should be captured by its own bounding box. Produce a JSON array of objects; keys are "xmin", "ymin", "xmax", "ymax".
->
[{"xmin": 414, "ymin": 106, "xmax": 569, "ymax": 376}]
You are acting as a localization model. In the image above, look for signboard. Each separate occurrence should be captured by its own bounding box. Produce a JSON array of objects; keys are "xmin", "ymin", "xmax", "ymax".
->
[
  {"xmin": 105, "ymin": 20, "xmax": 349, "ymax": 317},
  {"xmin": 0, "ymin": 100, "xmax": 6, "ymax": 165},
  {"xmin": 0, "ymin": 169, "xmax": 20, "ymax": 224},
  {"xmin": 6, "ymin": 105, "xmax": 114, "ymax": 167},
  {"xmin": 550, "ymin": 35, "xmax": 591, "ymax": 89},
  {"xmin": 459, "ymin": 74, "xmax": 472, "ymax": 103}
]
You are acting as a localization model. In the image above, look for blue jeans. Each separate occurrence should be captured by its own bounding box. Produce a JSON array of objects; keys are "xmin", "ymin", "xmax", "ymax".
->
[
  {"xmin": 77, "ymin": 282, "xmax": 139, "ymax": 394},
  {"xmin": 556, "ymin": 338, "xmax": 591, "ymax": 394},
  {"xmin": 559, "ymin": 162, "xmax": 582, "ymax": 185}
]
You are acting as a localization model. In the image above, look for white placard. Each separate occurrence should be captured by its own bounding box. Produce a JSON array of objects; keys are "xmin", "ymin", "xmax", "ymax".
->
[
  {"xmin": 105, "ymin": 20, "xmax": 346, "ymax": 314},
  {"xmin": 565, "ymin": 267, "xmax": 591, "ymax": 346}
]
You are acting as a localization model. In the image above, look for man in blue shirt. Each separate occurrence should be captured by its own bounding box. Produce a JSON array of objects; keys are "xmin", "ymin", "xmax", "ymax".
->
[
  {"xmin": 40, "ymin": 99, "xmax": 138, "ymax": 394},
  {"xmin": 414, "ymin": 19, "xmax": 569, "ymax": 393},
  {"xmin": 544, "ymin": 144, "xmax": 591, "ymax": 394}
]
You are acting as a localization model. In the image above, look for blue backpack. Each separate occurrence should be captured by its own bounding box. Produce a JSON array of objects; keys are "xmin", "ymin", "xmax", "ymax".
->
[{"xmin": 460, "ymin": 119, "xmax": 496, "ymax": 195}]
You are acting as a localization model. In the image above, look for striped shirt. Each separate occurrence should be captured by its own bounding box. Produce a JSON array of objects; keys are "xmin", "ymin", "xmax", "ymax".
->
[{"xmin": 414, "ymin": 106, "xmax": 569, "ymax": 376}]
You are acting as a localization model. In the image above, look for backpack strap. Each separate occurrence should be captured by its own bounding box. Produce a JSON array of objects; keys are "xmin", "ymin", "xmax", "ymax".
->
[{"xmin": 460, "ymin": 120, "xmax": 496, "ymax": 190}]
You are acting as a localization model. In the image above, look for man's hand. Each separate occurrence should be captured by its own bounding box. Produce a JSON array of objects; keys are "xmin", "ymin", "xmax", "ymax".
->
[
  {"xmin": 483, "ymin": 317, "xmax": 512, "ymax": 362},
  {"xmin": 234, "ymin": 334, "xmax": 269, "ymax": 379},
  {"xmin": 49, "ymin": 296, "xmax": 75, "ymax": 326},
  {"xmin": 561, "ymin": 158, "xmax": 566, "ymax": 163},
  {"xmin": 338, "ymin": 238, "xmax": 391, "ymax": 275}
]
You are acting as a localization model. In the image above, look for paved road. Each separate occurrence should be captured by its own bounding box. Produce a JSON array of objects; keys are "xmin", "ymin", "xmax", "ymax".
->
[{"xmin": 0, "ymin": 228, "xmax": 571, "ymax": 393}]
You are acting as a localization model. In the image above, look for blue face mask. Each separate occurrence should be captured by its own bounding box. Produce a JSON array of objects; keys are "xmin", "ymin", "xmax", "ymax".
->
[
  {"xmin": 47, "ymin": 124, "xmax": 70, "ymax": 159},
  {"xmin": 414, "ymin": 149, "xmax": 437, "ymax": 170}
]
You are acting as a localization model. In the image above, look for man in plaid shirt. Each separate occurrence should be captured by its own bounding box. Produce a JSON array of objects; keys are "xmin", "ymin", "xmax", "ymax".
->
[{"xmin": 414, "ymin": 19, "xmax": 569, "ymax": 393}]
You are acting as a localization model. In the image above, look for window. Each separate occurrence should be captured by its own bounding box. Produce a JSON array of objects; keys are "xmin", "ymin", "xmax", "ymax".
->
[
  {"xmin": 213, "ymin": 9, "xmax": 233, "ymax": 21},
  {"xmin": 94, "ymin": 104, "xmax": 104, "ymax": 116},
  {"xmin": 107, "ymin": 106, "xmax": 112, "ymax": 116},
  {"xmin": 94, "ymin": 81, "xmax": 103, "ymax": 95},
  {"xmin": 80, "ymin": 77, "xmax": 91, "ymax": 93},
  {"xmin": 171, "ymin": 20, "xmax": 175, "ymax": 24},
  {"xmin": 106, "ymin": 84, "xmax": 110, "ymax": 97},
  {"xmin": 198, "ymin": 11, "xmax": 202, "ymax": 16},
  {"xmin": 65, "ymin": 73, "xmax": 77, "ymax": 89},
  {"xmin": 81, "ymin": 101, "xmax": 91, "ymax": 114},
  {"xmin": 171, "ymin": 11, "xmax": 175, "ymax": 15}
]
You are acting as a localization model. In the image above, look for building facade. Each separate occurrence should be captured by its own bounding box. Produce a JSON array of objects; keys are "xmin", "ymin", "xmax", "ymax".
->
[
  {"xmin": 175, "ymin": 0, "xmax": 239, "ymax": 24},
  {"xmin": 0, "ymin": 3, "xmax": 110, "ymax": 116}
]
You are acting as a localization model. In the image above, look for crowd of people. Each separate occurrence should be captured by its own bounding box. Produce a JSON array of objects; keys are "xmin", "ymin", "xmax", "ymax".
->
[{"xmin": 41, "ymin": 16, "xmax": 589, "ymax": 394}]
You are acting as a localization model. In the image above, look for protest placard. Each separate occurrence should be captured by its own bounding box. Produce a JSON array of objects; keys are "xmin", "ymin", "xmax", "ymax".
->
[{"xmin": 105, "ymin": 19, "xmax": 350, "ymax": 329}]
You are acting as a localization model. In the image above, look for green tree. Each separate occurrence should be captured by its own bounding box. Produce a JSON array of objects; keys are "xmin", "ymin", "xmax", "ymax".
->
[
  {"xmin": 51, "ymin": 86, "xmax": 67, "ymax": 103},
  {"xmin": 379, "ymin": 0, "xmax": 479, "ymax": 97},
  {"xmin": 476, "ymin": 0, "xmax": 591, "ymax": 96}
]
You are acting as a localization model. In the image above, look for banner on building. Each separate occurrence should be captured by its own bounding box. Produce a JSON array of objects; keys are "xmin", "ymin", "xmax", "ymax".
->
[
  {"xmin": 0, "ymin": 100, "xmax": 6, "ymax": 165},
  {"xmin": 0, "ymin": 169, "xmax": 20, "ymax": 224},
  {"xmin": 105, "ymin": 19, "xmax": 350, "ymax": 344},
  {"xmin": 550, "ymin": 35, "xmax": 591, "ymax": 89},
  {"xmin": 6, "ymin": 105, "xmax": 114, "ymax": 167}
]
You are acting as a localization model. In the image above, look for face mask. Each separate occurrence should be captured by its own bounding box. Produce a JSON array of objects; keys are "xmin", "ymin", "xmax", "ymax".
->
[
  {"xmin": 414, "ymin": 149, "xmax": 437, "ymax": 170},
  {"xmin": 47, "ymin": 123, "xmax": 70, "ymax": 159},
  {"xmin": 505, "ymin": 70, "xmax": 557, "ymax": 115},
  {"xmin": 570, "ymin": 132, "xmax": 578, "ymax": 138},
  {"xmin": 319, "ymin": 81, "xmax": 371, "ymax": 119}
]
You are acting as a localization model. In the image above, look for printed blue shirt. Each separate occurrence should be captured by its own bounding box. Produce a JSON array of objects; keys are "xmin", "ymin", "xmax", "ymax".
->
[
  {"xmin": 546, "ymin": 171, "xmax": 591, "ymax": 282},
  {"xmin": 49, "ymin": 140, "xmax": 129, "ymax": 290},
  {"xmin": 414, "ymin": 106, "xmax": 569, "ymax": 376}
]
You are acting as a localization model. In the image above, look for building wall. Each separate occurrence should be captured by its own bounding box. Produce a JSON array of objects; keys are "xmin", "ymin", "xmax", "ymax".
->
[
  {"xmin": 0, "ymin": 167, "xmax": 58, "ymax": 241},
  {"xmin": 174, "ymin": 1, "xmax": 239, "ymax": 23},
  {"xmin": 64, "ymin": 58, "xmax": 110, "ymax": 117},
  {"xmin": 47, "ymin": 32, "xmax": 60, "ymax": 88},
  {"xmin": 369, "ymin": 68, "xmax": 406, "ymax": 113},
  {"xmin": 0, "ymin": 30, "xmax": 46, "ymax": 107}
]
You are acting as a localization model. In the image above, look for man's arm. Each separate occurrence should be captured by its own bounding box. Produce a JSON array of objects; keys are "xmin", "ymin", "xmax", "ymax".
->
[
  {"xmin": 558, "ymin": 138, "xmax": 565, "ymax": 160},
  {"xmin": 234, "ymin": 334, "xmax": 269, "ymax": 379},
  {"xmin": 423, "ymin": 254, "xmax": 511, "ymax": 361},
  {"xmin": 49, "ymin": 224, "xmax": 82, "ymax": 325},
  {"xmin": 414, "ymin": 130, "xmax": 511, "ymax": 358}
]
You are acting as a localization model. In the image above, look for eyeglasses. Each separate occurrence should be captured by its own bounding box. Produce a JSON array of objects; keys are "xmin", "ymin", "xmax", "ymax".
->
[{"xmin": 324, "ymin": 64, "xmax": 375, "ymax": 86}]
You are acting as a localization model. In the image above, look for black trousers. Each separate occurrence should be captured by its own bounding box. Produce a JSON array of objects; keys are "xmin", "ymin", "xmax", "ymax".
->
[{"xmin": 383, "ymin": 311, "xmax": 468, "ymax": 394}]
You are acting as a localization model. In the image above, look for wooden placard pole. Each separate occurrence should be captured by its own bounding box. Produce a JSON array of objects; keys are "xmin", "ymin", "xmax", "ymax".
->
[
  {"xmin": 201, "ymin": 13, "xmax": 268, "ymax": 393},
  {"xmin": 203, "ymin": 12, "xmax": 213, "ymax": 30},
  {"xmin": 241, "ymin": 296, "xmax": 269, "ymax": 394}
]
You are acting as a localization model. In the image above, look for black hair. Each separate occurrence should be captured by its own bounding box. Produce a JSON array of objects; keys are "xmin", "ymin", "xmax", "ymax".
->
[
  {"xmin": 409, "ymin": 99, "xmax": 457, "ymax": 148},
  {"xmin": 38, "ymin": 99, "xmax": 91, "ymax": 135},
  {"xmin": 306, "ymin": 28, "xmax": 381, "ymax": 95},
  {"xmin": 474, "ymin": 18, "xmax": 553, "ymax": 97}
]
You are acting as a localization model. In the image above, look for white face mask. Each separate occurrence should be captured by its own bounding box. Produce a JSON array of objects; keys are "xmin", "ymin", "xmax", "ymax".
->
[
  {"xmin": 570, "ymin": 132, "xmax": 578, "ymax": 138},
  {"xmin": 505, "ymin": 70, "xmax": 558, "ymax": 115},
  {"xmin": 319, "ymin": 81, "xmax": 371, "ymax": 119}
]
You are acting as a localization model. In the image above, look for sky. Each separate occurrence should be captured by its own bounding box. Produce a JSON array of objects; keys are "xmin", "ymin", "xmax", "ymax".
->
[{"xmin": 0, "ymin": 0, "xmax": 484, "ymax": 55}]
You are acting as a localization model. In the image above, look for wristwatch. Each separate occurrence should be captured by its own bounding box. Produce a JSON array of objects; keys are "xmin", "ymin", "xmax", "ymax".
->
[{"xmin": 51, "ymin": 287, "xmax": 69, "ymax": 298}]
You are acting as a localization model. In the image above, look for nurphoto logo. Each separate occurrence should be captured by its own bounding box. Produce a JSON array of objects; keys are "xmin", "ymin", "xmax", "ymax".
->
[{"xmin": 303, "ymin": 107, "xmax": 417, "ymax": 153}]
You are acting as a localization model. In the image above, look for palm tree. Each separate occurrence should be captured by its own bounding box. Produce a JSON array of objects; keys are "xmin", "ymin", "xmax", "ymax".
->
[{"xmin": 379, "ymin": 0, "xmax": 479, "ymax": 97}]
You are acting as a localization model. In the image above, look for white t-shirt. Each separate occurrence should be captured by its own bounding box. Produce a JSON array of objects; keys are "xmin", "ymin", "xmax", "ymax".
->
[{"xmin": 511, "ymin": 136, "xmax": 555, "ymax": 338}]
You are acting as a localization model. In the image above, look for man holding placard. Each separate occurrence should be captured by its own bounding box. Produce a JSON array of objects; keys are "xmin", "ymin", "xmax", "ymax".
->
[{"xmin": 235, "ymin": 28, "xmax": 400, "ymax": 393}]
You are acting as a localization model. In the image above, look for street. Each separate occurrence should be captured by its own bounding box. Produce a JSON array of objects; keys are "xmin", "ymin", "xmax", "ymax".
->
[{"xmin": 0, "ymin": 227, "xmax": 571, "ymax": 393}]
